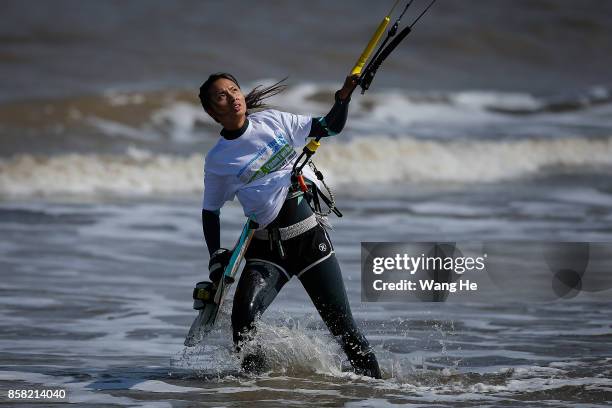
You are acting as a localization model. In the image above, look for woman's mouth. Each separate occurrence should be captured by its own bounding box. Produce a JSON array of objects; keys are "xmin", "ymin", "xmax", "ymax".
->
[{"xmin": 233, "ymin": 103, "xmax": 241, "ymax": 111}]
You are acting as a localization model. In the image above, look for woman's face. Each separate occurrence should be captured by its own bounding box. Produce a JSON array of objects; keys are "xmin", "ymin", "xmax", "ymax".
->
[{"xmin": 206, "ymin": 78, "xmax": 247, "ymax": 123}]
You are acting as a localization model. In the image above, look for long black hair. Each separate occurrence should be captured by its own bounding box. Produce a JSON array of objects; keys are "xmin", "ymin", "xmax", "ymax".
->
[{"xmin": 198, "ymin": 73, "xmax": 287, "ymax": 114}]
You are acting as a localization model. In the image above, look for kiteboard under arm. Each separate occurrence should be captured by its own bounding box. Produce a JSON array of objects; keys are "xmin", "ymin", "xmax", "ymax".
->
[{"xmin": 184, "ymin": 217, "xmax": 257, "ymax": 347}]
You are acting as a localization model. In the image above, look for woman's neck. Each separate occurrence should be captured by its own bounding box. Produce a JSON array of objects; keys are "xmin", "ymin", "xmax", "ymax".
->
[{"xmin": 220, "ymin": 117, "xmax": 250, "ymax": 140}]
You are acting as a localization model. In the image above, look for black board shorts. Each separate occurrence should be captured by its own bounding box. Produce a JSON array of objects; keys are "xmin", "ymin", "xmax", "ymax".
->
[{"xmin": 245, "ymin": 223, "xmax": 334, "ymax": 280}]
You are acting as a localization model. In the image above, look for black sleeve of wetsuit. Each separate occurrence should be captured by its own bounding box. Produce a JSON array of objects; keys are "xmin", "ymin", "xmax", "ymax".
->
[
  {"xmin": 202, "ymin": 209, "xmax": 221, "ymax": 256},
  {"xmin": 308, "ymin": 91, "xmax": 351, "ymax": 139}
]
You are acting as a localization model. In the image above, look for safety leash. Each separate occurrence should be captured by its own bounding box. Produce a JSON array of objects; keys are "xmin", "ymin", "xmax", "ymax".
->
[{"xmin": 291, "ymin": 139, "xmax": 342, "ymax": 218}]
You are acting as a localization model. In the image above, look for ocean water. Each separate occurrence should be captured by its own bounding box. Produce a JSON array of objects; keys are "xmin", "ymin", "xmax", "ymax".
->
[
  {"xmin": 1, "ymin": 189, "xmax": 612, "ymax": 407},
  {"xmin": 1, "ymin": 1, "xmax": 612, "ymax": 407}
]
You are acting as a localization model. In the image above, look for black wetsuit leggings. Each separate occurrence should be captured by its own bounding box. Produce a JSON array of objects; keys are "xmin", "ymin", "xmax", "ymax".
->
[{"xmin": 231, "ymin": 253, "xmax": 382, "ymax": 379}]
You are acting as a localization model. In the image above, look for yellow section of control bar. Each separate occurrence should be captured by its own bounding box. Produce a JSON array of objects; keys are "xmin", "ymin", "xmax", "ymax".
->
[{"xmin": 350, "ymin": 0, "xmax": 400, "ymax": 76}]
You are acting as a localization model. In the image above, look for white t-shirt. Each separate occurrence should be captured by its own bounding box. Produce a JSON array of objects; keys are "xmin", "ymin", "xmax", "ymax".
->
[{"xmin": 202, "ymin": 109, "xmax": 320, "ymax": 227}]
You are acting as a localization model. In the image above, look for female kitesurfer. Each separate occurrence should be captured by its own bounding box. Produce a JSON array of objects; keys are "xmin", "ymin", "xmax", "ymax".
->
[{"xmin": 198, "ymin": 72, "xmax": 381, "ymax": 379}]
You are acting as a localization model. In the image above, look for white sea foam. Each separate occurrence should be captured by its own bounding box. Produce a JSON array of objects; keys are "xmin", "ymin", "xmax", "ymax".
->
[
  {"xmin": 0, "ymin": 296, "xmax": 60, "ymax": 307},
  {"xmin": 172, "ymin": 315, "xmax": 344, "ymax": 378},
  {"xmin": 316, "ymin": 135, "xmax": 612, "ymax": 185},
  {"xmin": 87, "ymin": 85, "xmax": 611, "ymax": 146},
  {"xmin": 450, "ymin": 91, "xmax": 543, "ymax": 111},
  {"xmin": 151, "ymin": 102, "xmax": 209, "ymax": 143},
  {"xmin": 467, "ymin": 375, "xmax": 612, "ymax": 394},
  {"xmin": 2, "ymin": 136, "xmax": 611, "ymax": 198},
  {"xmin": 0, "ymin": 148, "xmax": 203, "ymax": 197},
  {"xmin": 87, "ymin": 117, "xmax": 157, "ymax": 141},
  {"xmin": 129, "ymin": 380, "xmax": 202, "ymax": 393},
  {"xmin": 103, "ymin": 91, "xmax": 146, "ymax": 106},
  {"xmin": 0, "ymin": 370, "xmax": 172, "ymax": 407}
]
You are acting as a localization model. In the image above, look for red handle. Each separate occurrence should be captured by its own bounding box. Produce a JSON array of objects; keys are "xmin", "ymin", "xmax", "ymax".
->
[{"xmin": 297, "ymin": 175, "xmax": 308, "ymax": 192}]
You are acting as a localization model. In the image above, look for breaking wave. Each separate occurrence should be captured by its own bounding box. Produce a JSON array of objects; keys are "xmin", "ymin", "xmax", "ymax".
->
[{"xmin": 2, "ymin": 136, "xmax": 611, "ymax": 198}]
